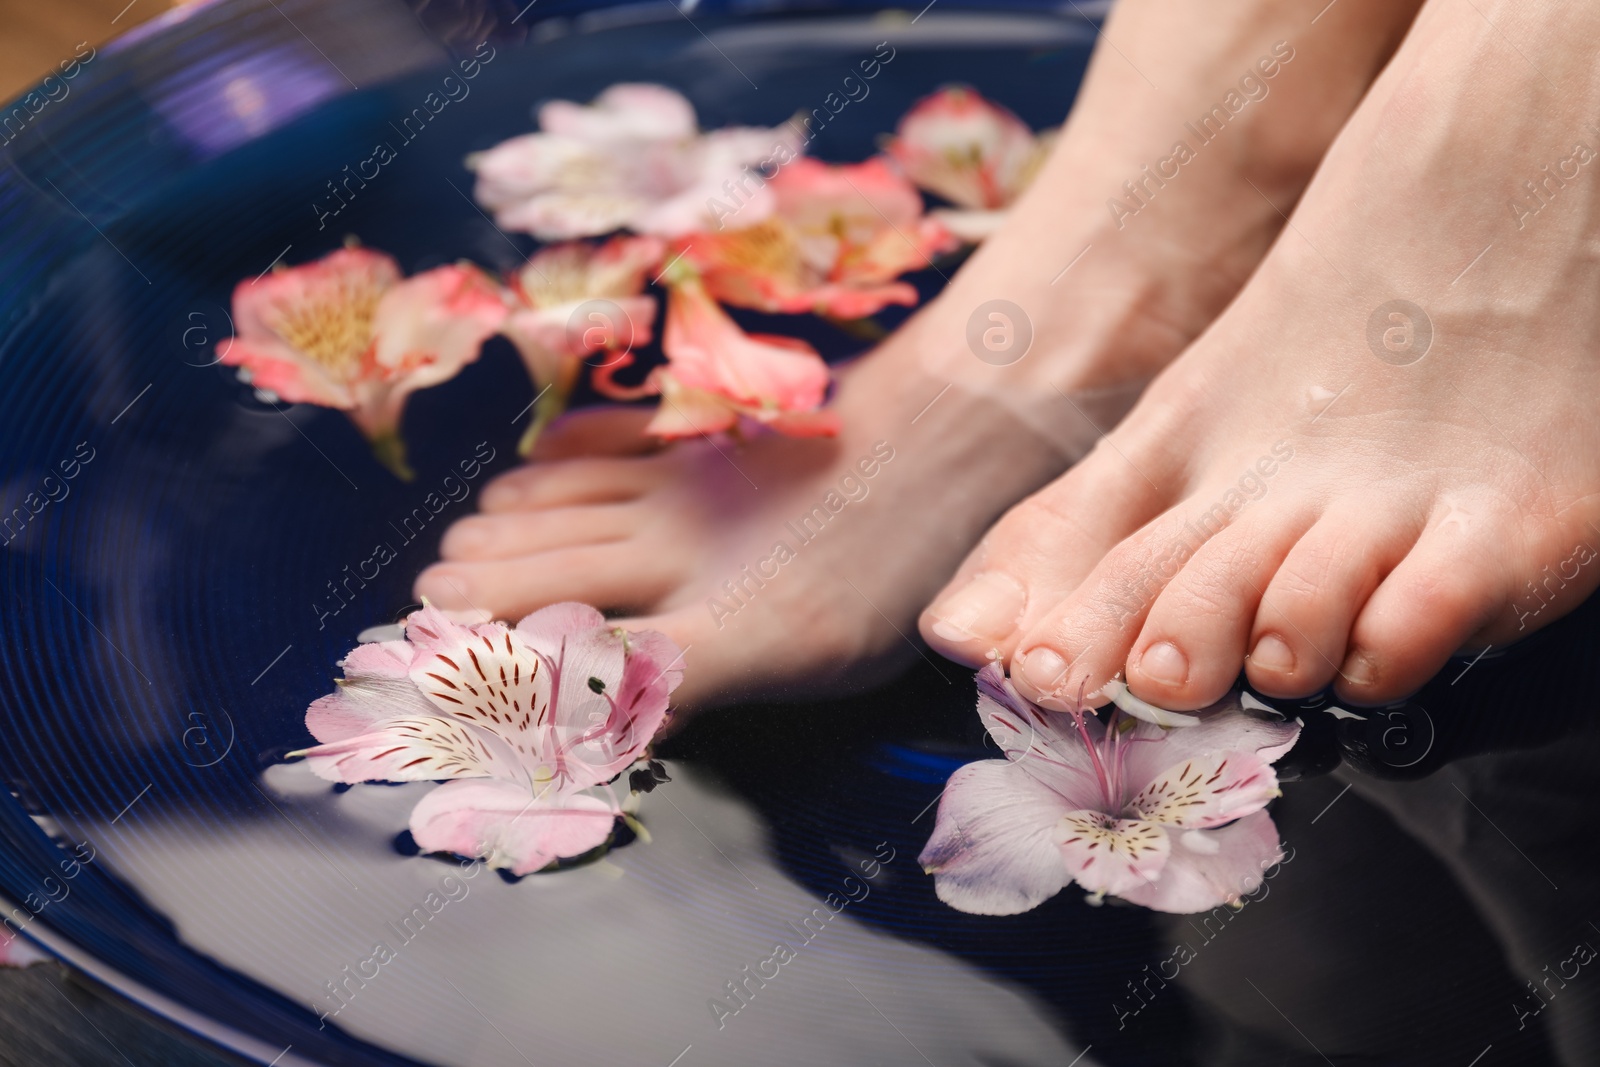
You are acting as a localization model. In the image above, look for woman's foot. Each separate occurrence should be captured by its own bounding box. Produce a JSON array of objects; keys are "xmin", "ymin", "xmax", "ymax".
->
[
  {"xmin": 417, "ymin": 0, "xmax": 1421, "ymax": 707},
  {"xmin": 922, "ymin": 0, "xmax": 1600, "ymax": 710}
]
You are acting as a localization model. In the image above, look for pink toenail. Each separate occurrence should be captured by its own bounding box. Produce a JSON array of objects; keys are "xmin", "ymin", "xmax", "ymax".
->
[
  {"xmin": 929, "ymin": 572, "xmax": 1027, "ymax": 644},
  {"xmin": 1018, "ymin": 647, "xmax": 1070, "ymax": 697},
  {"xmin": 1250, "ymin": 634, "xmax": 1296, "ymax": 674},
  {"xmin": 1139, "ymin": 642, "xmax": 1188, "ymax": 687}
]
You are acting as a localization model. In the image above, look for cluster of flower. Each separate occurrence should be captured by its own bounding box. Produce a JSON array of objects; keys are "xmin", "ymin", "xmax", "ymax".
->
[{"xmin": 217, "ymin": 84, "xmax": 1051, "ymax": 478}]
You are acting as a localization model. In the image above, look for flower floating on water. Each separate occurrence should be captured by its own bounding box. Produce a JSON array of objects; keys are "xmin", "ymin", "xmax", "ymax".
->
[
  {"xmin": 469, "ymin": 83, "xmax": 801, "ymax": 240},
  {"xmin": 681, "ymin": 157, "xmax": 955, "ymax": 321},
  {"xmin": 920, "ymin": 665, "xmax": 1299, "ymax": 915},
  {"xmin": 887, "ymin": 87, "xmax": 1054, "ymax": 243},
  {"xmin": 595, "ymin": 272, "xmax": 839, "ymax": 439},
  {"xmin": 220, "ymin": 245, "xmax": 506, "ymax": 480},
  {"xmin": 500, "ymin": 236, "xmax": 665, "ymax": 455},
  {"xmin": 293, "ymin": 602, "xmax": 684, "ymax": 875}
]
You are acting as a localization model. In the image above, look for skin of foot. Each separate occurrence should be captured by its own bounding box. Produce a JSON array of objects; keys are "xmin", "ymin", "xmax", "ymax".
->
[
  {"xmin": 416, "ymin": 0, "xmax": 1421, "ymax": 708},
  {"xmin": 922, "ymin": 0, "xmax": 1600, "ymax": 712}
]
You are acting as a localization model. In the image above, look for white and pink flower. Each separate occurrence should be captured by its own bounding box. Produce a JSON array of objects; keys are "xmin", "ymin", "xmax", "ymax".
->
[
  {"xmin": 681, "ymin": 157, "xmax": 956, "ymax": 320},
  {"xmin": 887, "ymin": 87, "xmax": 1054, "ymax": 242},
  {"xmin": 293, "ymin": 603, "xmax": 683, "ymax": 875},
  {"xmin": 920, "ymin": 665, "xmax": 1299, "ymax": 915},
  {"xmin": 501, "ymin": 236, "xmax": 665, "ymax": 454},
  {"xmin": 469, "ymin": 83, "xmax": 800, "ymax": 240},
  {"xmin": 220, "ymin": 246, "xmax": 507, "ymax": 479}
]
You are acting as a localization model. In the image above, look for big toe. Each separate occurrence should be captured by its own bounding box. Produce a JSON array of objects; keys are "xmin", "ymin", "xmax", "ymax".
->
[{"xmin": 919, "ymin": 442, "xmax": 1167, "ymax": 668}]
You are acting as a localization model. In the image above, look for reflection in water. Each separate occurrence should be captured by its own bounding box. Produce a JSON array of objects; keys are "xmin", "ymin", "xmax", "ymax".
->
[{"xmin": 68, "ymin": 762, "xmax": 1088, "ymax": 1067}]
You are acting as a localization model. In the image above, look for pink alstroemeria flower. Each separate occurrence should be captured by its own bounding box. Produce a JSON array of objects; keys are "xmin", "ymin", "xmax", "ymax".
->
[
  {"xmin": 920, "ymin": 665, "xmax": 1300, "ymax": 915},
  {"xmin": 502, "ymin": 236, "xmax": 665, "ymax": 454},
  {"xmin": 887, "ymin": 87, "xmax": 1054, "ymax": 243},
  {"xmin": 293, "ymin": 603, "xmax": 684, "ymax": 875},
  {"xmin": 220, "ymin": 246, "xmax": 507, "ymax": 480},
  {"xmin": 595, "ymin": 273, "xmax": 839, "ymax": 439},
  {"xmin": 469, "ymin": 83, "xmax": 800, "ymax": 240},
  {"xmin": 683, "ymin": 157, "xmax": 956, "ymax": 321}
]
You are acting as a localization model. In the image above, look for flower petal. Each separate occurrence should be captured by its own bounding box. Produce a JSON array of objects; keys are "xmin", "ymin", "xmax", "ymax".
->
[
  {"xmin": 1128, "ymin": 748, "xmax": 1284, "ymax": 829},
  {"xmin": 661, "ymin": 279, "xmax": 831, "ymax": 415},
  {"xmin": 1055, "ymin": 811, "xmax": 1171, "ymax": 899},
  {"xmin": 370, "ymin": 264, "xmax": 506, "ymax": 384},
  {"xmin": 298, "ymin": 714, "xmax": 520, "ymax": 783},
  {"xmin": 888, "ymin": 87, "xmax": 1039, "ymax": 209},
  {"xmin": 1115, "ymin": 809, "xmax": 1284, "ymax": 913},
  {"xmin": 409, "ymin": 778, "xmax": 618, "ymax": 875},
  {"xmin": 919, "ymin": 759, "xmax": 1074, "ymax": 916},
  {"xmin": 305, "ymin": 639, "xmax": 434, "ymax": 743},
  {"xmin": 1120, "ymin": 694, "xmax": 1301, "ymax": 789},
  {"xmin": 538, "ymin": 83, "xmax": 698, "ymax": 142},
  {"xmin": 972, "ymin": 663, "xmax": 1105, "ymax": 809},
  {"xmin": 932, "ymin": 207, "xmax": 1008, "ymax": 243}
]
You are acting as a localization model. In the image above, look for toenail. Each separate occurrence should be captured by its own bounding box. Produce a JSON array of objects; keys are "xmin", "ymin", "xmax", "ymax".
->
[
  {"xmin": 1343, "ymin": 649, "xmax": 1379, "ymax": 688},
  {"xmin": 1138, "ymin": 642, "xmax": 1189, "ymax": 687},
  {"xmin": 483, "ymin": 483, "xmax": 524, "ymax": 509},
  {"xmin": 1018, "ymin": 647, "xmax": 1070, "ymax": 697},
  {"xmin": 418, "ymin": 570, "xmax": 472, "ymax": 607},
  {"xmin": 447, "ymin": 523, "xmax": 488, "ymax": 555},
  {"xmin": 1250, "ymin": 634, "xmax": 1296, "ymax": 674},
  {"xmin": 928, "ymin": 572, "xmax": 1027, "ymax": 644}
]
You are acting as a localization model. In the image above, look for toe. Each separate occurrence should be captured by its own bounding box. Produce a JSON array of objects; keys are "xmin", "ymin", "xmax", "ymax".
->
[
  {"xmin": 530, "ymin": 406, "xmax": 662, "ymax": 460},
  {"xmin": 1127, "ymin": 508, "xmax": 1313, "ymax": 709},
  {"xmin": 1246, "ymin": 504, "xmax": 1418, "ymax": 697},
  {"xmin": 414, "ymin": 542, "xmax": 680, "ymax": 619},
  {"xmin": 481, "ymin": 456, "xmax": 664, "ymax": 511},
  {"xmin": 1005, "ymin": 506, "xmax": 1219, "ymax": 709},
  {"xmin": 439, "ymin": 504, "xmax": 636, "ymax": 561},
  {"xmin": 919, "ymin": 449, "xmax": 1168, "ymax": 668},
  {"xmin": 1334, "ymin": 519, "xmax": 1508, "ymax": 705}
]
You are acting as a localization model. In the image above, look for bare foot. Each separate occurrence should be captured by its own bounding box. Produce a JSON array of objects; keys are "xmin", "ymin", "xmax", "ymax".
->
[
  {"xmin": 418, "ymin": 0, "xmax": 1420, "ymax": 707},
  {"xmin": 923, "ymin": 0, "xmax": 1600, "ymax": 710}
]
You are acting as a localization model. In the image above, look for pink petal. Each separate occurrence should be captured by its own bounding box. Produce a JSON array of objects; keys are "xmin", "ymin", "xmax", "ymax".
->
[
  {"xmin": 661, "ymin": 279, "xmax": 831, "ymax": 414},
  {"xmin": 972, "ymin": 664, "xmax": 1105, "ymax": 810},
  {"xmin": 1055, "ymin": 811, "xmax": 1171, "ymax": 899},
  {"xmin": 919, "ymin": 759, "xmax": 1074, "ymax": 916},
  {"xmin": 370, "ymin": 265, "xmax": 506, "ymax": 385},
  {"xmin": 888, "ymin": 87, "xmax": 1038, "ymax": 209},
  {"xmin": 1115, "ymin": 809, "xmax": 1284, "ymax": 914},
  {"xmin": 305, "ymin": 639, "xmax": 435, "ymax": 743},
  {"xmin": 405, "ymin": 612, "xmax": 556, "ymax": 749},
  {"xmin": 644, "ymin": 378, "xmax": 739, "ymax": 439},
  {"xmin": 515, "ymin": 605, "xmax": 681, "ymax": 786},
  {"xmin": 1120, "ymin": 697, "xmax": 1301, "ymax": 790},
  {"xmin": 298, "ymin": 714, "xmax": 520, "ymax": 783},
  {"xmin": 409, "ymin": 778, "xmax": 618, "ymax": 874},
  {"xmin": 539, "ymin": 83, "xmax": 698, "ymax": 141},
  {"xmin": 217, "ymin": 337, "xmax": 354, "ymax": 409},
  {"xmin": 513, "ymin": 602, "xmax": 609, "ymax": 659},
  {"xmin": 772, "ymin": 157, "xmax": 924, "ymax": 234},
  {"xmin": 1128, "ymin": 748, "xmax": 1284, "ymax": 830}
]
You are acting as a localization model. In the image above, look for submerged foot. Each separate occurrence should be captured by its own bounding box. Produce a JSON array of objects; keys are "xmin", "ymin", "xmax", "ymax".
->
[
  {"xmin": 923, "ymin": 0, "xmax": 1600, "ymax": 709},
  {"xmin": 418, "ymin": 0, "xmax": 1419, "ymax": 707}
]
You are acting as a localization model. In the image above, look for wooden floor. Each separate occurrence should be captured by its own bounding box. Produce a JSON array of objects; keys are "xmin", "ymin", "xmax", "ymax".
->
[{"xmin": 0, "ymin": 0, "xmax": 168, "ymax": 102}]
